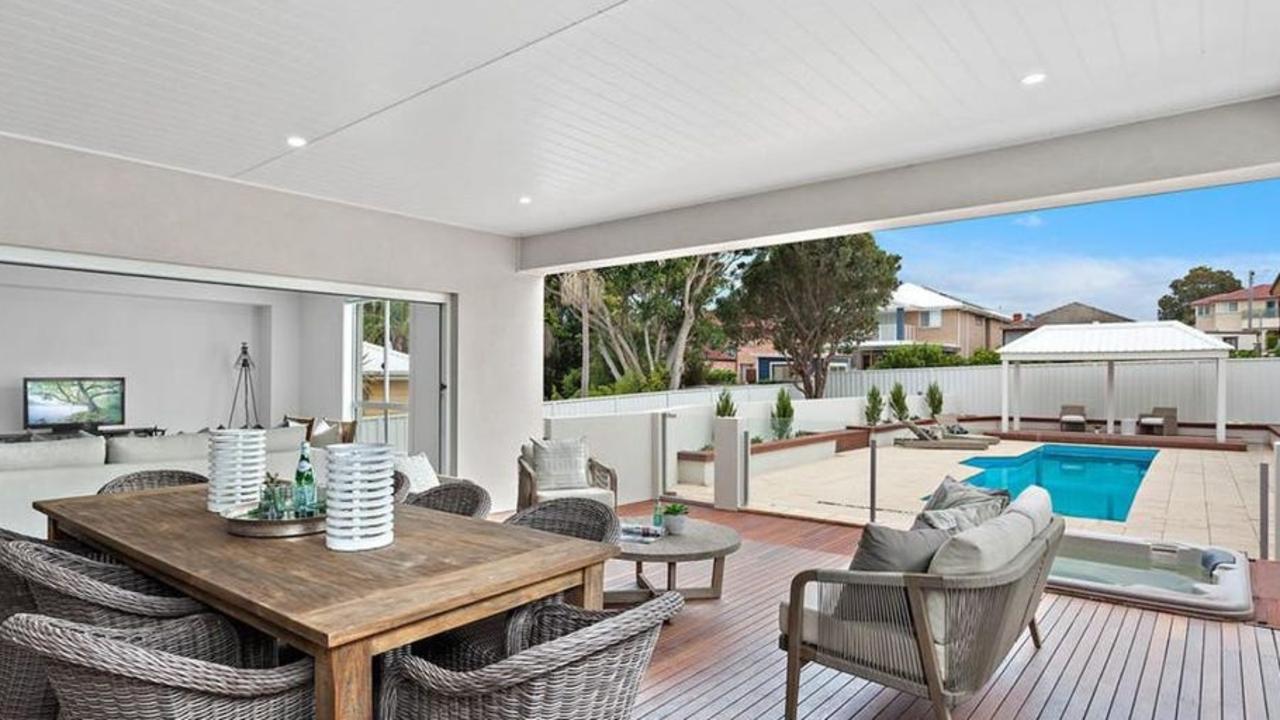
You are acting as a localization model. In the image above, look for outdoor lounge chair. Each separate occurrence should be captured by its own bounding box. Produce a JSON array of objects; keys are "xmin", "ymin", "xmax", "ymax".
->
[
  {"xmin": 933, "ymin": 414, "xmax": 1000, "ymax": 446},
  {"xmin": 894, "ymin": 419, "xmax": 994, "ymax": 450},
  {"xmin": 781, "ymin": 498, "xmax": 1065, "ymax": 720},
  {"xmin": 1138, "ymin": 406, "xmax": 1178, "ymax": 436},
  {"xmin": 1059, "ymin": 405, "xmax": 1088, "ymax": 432},
  {"xmin": 518, "ymin": 439, "xmax": 618, "ymax": 510}
]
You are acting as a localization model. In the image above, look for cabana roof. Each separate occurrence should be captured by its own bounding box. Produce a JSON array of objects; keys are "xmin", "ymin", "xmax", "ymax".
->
[{"xmin": 998, "ymin": 320, "xmax": 1232, "ymax": 362}]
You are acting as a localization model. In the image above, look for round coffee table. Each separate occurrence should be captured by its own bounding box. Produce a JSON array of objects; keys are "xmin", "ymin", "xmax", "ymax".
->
[{"xmin": 606, "ymin": 517, "xmax": 741, "ymax": 604}]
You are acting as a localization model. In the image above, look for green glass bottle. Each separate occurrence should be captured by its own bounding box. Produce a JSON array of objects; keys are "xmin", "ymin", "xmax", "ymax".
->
[{"xmin": 294, "ymin": 441, "xmax": 315, "ymax": 515}]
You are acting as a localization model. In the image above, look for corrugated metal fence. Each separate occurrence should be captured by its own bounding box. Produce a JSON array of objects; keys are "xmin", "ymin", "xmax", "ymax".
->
[
  {"xmin": 823, "ymin": 358, "xmax": 1280, "ymax": 424},
  {"xmin": 543, "ymin": 383, "xmax": 799, "ymax": 418}
]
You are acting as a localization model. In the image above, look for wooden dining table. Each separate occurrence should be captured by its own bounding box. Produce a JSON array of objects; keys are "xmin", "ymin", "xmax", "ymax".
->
[{"xmin": 36, "ymin": 485, "xmax": 618, "ymax": 720}]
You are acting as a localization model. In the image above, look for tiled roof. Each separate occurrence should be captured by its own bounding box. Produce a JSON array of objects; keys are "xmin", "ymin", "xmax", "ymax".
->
[{"xmin": 1190, "ymin": 283, "xmax": 1277, "ymax": 305}]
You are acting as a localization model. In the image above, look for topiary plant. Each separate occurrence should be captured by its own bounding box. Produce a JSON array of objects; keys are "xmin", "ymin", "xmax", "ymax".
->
[
  {"xmin": 925, "ymin": 381, "xmax": 944, "ymax": 418},
  {"xmin": 864, "ymin": 386, "xmax": 883, "ymax": 426},
  {"xmin": 770, "ymin": 388, "xmax": 795, "ymax": 440},
  {"xmin": 889, "ymin": 382, "xmax": 910, "ymax": 422},
  {"xmin": 715, "ymin": 388, "xmax": 737, "ymax": 417}
]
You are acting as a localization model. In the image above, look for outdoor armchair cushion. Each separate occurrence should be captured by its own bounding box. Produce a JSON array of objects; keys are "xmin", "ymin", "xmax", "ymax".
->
[
  {"xmin": 531, "ymin": 438, "xmax": 591, "ymax": 490},
  {"xmin": 1006, "ymin": 486, "xmax": 1053, "ymax": 534},
  {"xmin": 533, "ymin": 485, "xmax": 615, "ymax": 507},
  {"xmin": 913, "ymin": 500, "xmax": 1004, "ymax": 532},
  {"xmin": 928, "ymin": 512, "xmax": 1035, "ymax": 576},
  {"xmin": 850, "ymin": 524, "xmax": 952, "ymax": 574}
]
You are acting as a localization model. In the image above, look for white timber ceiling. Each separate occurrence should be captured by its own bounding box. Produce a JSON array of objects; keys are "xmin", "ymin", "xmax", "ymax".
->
[{"xmin": 1, "ymin": 0, "xmax": 1278, "ymax": 237}]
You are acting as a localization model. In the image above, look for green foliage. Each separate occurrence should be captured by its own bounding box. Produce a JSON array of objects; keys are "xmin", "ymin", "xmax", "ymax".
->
[
  {"xmin": 705, "ymin": 368, "xmax": 738, "ymax": 385},
  {"xmin": 925, "ymin": 382, "xmax": 944, "ymax": 417},
  {"xmin": 1230, "ymin": 349, "xmax": 1261, "ymax": 359},
  {"xmin": 770, "ymin": 388, "xmax": 795, "ymax": 440},
  {"xmin": 720, "ymin": 234, "xmax": 900, "ymax": 398},
  {"xmin": 360, "ymin": 300, "xmax": 410, "ymax": 352},
  {"xmin": 750, "ymin": 435, "xmax": 765, "ymax": 445},
  {"xmin": 662, "ymin": 503, "xmax": 689, "ymax": 516},
  {"xmin": 864, "ymin": 386, "xmax": 884, "ymax": 426},
  {"xmin": 715, "ymin": 388, "xmax": 737, "ymax": 418},
  {"xmin": 888, "ymin": 382, "xmax": 910, "ymax": 422},
  {"xmin": 589, "ymin": 370, "xmax": 669, "ymax": 396},
  {"xmin": 874, "ymin": 343, "xmax": 962, "ymax": 369},
  {"xmin": 1158, "ymin": 265, "xmax": 1242, "ymax": 325},
  {"xmin": 968, "ymin": 348, "xmax": 1002, "ymax": 365}
]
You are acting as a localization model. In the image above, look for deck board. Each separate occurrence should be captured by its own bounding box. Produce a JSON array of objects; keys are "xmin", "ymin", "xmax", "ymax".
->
[{"xmin": 611, "ymin": 503, "xmax": 1280, "ymax": 719}]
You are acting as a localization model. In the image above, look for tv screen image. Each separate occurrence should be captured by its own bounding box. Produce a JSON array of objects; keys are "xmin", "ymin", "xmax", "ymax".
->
[{"xmin": 24, "ymin": 378, "xmax": 125, "ymax": 428}]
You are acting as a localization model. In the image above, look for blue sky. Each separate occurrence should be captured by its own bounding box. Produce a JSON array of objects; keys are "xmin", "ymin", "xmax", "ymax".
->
[{"xmin": 876, "ymin": 178, "xmax": 1280, "ymax": 320}]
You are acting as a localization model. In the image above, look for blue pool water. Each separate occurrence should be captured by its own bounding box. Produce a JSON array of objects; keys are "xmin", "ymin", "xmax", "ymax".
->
[{"xmin": 962, "ymin": 445, "xmax": 1157, "ymax": 521}]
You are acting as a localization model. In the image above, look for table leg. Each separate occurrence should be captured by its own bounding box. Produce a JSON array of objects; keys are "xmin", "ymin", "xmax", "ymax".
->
[
  {"xmin": 565, "ymin": 562, "xmax": 605, "ymax": 610},
  {"xmin": 46, "ymin": 517, "xmax": 66, "ymax": 543},
  {"xmin": 667, "ymin": 562, "xmax": 677, "ymax": 592},
  {"xmin": 710, "ymin": 556, "xmax": 726, "ymax": 599},
  {"xmin": 315, "ymin": 640, "xmax": 373, "ymax": 720}
]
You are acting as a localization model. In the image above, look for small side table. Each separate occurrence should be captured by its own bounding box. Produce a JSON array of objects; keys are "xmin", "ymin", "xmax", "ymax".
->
[
  {"xmin": 606, "ymin": 518, "xmax": 741, "ymax": 604},
  {"xmin": 1120, "ymin": 418, "xmax": 1137, "ymax": 436}
]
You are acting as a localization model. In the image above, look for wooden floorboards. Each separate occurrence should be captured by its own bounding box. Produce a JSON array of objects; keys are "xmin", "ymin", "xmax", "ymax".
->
[{"xmin": 612, "ymin": 502, "xmax": 1280, "ymax": 719}]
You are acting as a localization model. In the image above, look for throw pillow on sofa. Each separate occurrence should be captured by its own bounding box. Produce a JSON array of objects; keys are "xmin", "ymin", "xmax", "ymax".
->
[
  {"xmin": 913, "ymin": 498, "xmax": 1005, "ymax": 533},
  {"xmin": 922, "ymin": 476, "xmax": 1009, "ymax": 512},
  {"xmin": 834, "ymin": 523, "xmax": 953, "ymax": 621},
  {"xmin": 393, "ymin": 453, "xmax": 440, "ymax": 494}
]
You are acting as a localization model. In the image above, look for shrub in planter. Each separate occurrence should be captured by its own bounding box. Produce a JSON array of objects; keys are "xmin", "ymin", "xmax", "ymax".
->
[
  {"xmin": 925, "ymin": 381, "xmax": 944, "ymax": 418},
  {"xmin": 889, "ymin": 382, "xmax": 910, "ymax": 422},
  {"xmin": 770, "ymin": 388, "xmax": 794, "ymax": 440},
  {"xmin": 864, "ymin": 386, "xmax": 884, "ymax": 426},
  {"xmin": 663, "ymin": 502, "xmax": 690, "ymax": 535},
  {"xmin": 715, "ymin": 388, "xmax": 737, "ymax": 417}
]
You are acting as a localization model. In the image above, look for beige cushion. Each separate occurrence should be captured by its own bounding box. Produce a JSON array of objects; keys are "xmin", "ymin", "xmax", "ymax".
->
[
  {"xmin": 779, "ymin": 584, "xmax": 942, "ymax": 679},
  {"xmin": 1138, "ymin": 417, "xmax": 1165, "ymax": 426},
  {"xmin": 1060, "ymin": 414, "xmax": 1086, "ymax": 424},
  {"xmin": 265, "ymin": 426, "xmax": 306, "ymax": 453},
  {"xmin": 106, "ymin": 433, "xmax": 207, "ymax": 464},
  {"xmin": 929, "ymin": 512, "xmax": 1035, "ymax": 576},
  {"xmin": 532, "ymin": 438, "xmax": 589, "ymax": 491},
  {"xmin": 1006, "ymin": 486, "xmax": 1053, "ymax": 535},
  {"xmin": 393, "ymin": 453, "xmax": 440, "ymax": 494},
  {"xmin": 0, "ymin": 436, "xmax": 105, "ymax": 471},
  {"xmin": 535, "ymin": 486, "xmax": 614, "ymax": 507}
]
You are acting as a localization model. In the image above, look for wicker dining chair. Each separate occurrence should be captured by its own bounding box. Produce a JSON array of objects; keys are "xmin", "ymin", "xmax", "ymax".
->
[
  {"xmin": 417, "ymin": 498, "xmax": 620, "ymax": 671},
  {"xmin": 98, "ymin": 469, "xmax": 208, "ymax": 495},
  {"xmin": 0, "ymin": 613, "xmax": 313, "ymax": 720},
  {"xmin": 381, "ymin": 592, "xmax": 682, "ymax": 720},
  {"xmin": 404, "ymin": 479, "xmax": 492, "ymax": 519},
  {"xmin": 0, "ymin": 541, "xmax": 274, "ymax": 668}
]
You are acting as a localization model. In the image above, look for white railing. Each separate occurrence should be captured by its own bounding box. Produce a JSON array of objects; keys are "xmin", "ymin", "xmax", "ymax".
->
[
  {"xmin": 874, "ymin": 323, "xmax": 914, "ymax": 342},
  {"xmin": 355, "ymin": 413, "xmax": 410, "ymax": 452},
  {"xmin": 543, "ymin": 383, "xmax": 800, "ymax": 418},
  {"xmin": 823, "ymin": 358, "xmax": 1280, "ymax": 424}
]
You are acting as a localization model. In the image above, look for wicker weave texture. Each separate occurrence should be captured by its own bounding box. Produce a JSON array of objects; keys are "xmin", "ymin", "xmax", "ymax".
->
[
  {"xmin": 405, "ymin": 481, "xmax": 492, "ymax": 519},
  {"xmin": 98, "ymin": 470, "xmax": 208, "ymax": 495},
  {"xmin": 504, "ymin": 498, "xmax": 620, "ymax": 544},
  {"xmin": 0, "ymin": 613, "xmax": 312, "ymax": 720},
  {"xmin": 382, "ymin": 593, "xmax": 681, "ymax": 720}
]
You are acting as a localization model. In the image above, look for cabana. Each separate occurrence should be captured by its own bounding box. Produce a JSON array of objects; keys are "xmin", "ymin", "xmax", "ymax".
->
[{"xmin": 997, "ymin": 321, "xmax": 1233, "ymax": 442}]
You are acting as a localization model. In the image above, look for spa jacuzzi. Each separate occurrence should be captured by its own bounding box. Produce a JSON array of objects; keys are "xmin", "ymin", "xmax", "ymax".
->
[{"xmin": 1047, "ymin": 532, "xmax": 1253, "ymax": 620}]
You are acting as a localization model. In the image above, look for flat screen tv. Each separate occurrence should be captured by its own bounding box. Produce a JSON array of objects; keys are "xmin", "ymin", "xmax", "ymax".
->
[{"xmin": 24, "ymin": 377, "xmax": 125, "ymax": 429}]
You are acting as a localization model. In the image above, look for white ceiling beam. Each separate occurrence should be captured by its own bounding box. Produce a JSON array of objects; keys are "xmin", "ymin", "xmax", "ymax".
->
[{"xmin": 519, "ymin": 96, "xmax": 1280, "ymax": 273}]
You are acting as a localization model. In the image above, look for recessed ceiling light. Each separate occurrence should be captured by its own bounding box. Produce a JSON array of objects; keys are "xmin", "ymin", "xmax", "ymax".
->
[
  {"xmin": 1020, "ymin": 72, "xmax": 1047, "ymax": 86},
  {"xmin": 286, "ymin": 136, "xmax": 308, "ymax": 148},
  {"xmin": 518, "ymin": 196, "xmax": 533, "ymax": 205}
]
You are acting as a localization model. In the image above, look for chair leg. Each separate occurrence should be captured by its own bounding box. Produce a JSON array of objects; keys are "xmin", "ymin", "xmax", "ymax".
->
[
  {"xmin": 784, "ymin": 645, "xmax": 803, "ymax": 720},
  {"xmin": 1029, "ymin": 617, "xmax": 1043, "ymax": 649},
  {"xmin": 930, "ymin": 700, "xmax": 953, "ymax": 720}
]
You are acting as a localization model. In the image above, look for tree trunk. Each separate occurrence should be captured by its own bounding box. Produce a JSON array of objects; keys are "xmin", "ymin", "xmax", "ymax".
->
[{"xmin": 580, "ymin": 295, "xmax": 590, "ymax": 398}]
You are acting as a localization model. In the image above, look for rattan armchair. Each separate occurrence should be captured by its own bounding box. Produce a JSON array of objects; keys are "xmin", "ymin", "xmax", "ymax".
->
[
  {"xmin": 0, "ymin": 613, "xmax": 313, "ymax": 720},
  {"xmin": 505, "ymin": 498, "xmax": 620, "ymax": 544},
  {"xmin": 517, "ymin": 454, "xmax": 617, "ymax": 510},
  {"xmin": 380, "ymin": 593, "xmax": 682, "ymax": 720},
  {"xmin": 405, "ymin": 479, "xmax": 492, "ymax": 519},
  {"xmin": 782, "ymin": 517, "xmax": 1065, "ymax": 720},
  {"xmin": 1138, "ymin": 406, "xmax": 1179, "ymax": 436},
  {"xmin": 98, "ymin": 469, "xmax": 208, "ymax": 495}
]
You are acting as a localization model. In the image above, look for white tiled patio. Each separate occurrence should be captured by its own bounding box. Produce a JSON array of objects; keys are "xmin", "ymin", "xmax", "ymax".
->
[{"xmin": 672, "ymin": 441, "xmax": 1272, "ymax": 556}]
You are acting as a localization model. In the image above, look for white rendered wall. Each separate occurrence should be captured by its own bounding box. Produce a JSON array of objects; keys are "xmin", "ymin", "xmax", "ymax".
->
[{"xmin": 0, "ymin": 135, "xmax": 541, "ymax": 511}]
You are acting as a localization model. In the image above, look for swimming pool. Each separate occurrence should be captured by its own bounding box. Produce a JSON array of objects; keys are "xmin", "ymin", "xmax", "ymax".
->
[{"xmin": 962, "ymin": 444, "xmax": 1157, "ymax": 521}]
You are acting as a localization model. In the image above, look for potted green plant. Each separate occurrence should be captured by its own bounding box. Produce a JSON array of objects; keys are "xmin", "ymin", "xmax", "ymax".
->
[
  {"xmin": 770, "ymin": 388, "xmax": 795, "ymax": 440},
  {"xmin": 663, "ymin": 503, "xmax": 690, "ymax": 535}
]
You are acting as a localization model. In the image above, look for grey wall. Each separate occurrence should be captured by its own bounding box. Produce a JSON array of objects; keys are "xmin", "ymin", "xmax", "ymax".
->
[{"xmin": 0, "ymin": 135, "xmax": 541, "ymax": 511}]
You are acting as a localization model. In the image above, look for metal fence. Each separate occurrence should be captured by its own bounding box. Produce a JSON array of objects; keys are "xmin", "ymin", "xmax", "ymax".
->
[{"xmin": 822, "ymin": 358, "xmax": 1280, "ymax": 424}]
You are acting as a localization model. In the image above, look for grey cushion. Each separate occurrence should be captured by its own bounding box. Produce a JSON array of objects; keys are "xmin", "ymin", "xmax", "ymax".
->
[
  {"xmin": 913, "ymin": 498, "xmax": 1005, "ymax": 532},
  {"xmin": 922, "ymin": 477, "xmax": 1009, "ymax": 512},
  {"xmin": 1005, "ymin": 486, "xmax": 1053, "ymax": 534},
  {"xmin": 850, "ymin": 524, "xmax": 952, "ymax": 573},
  {"xmin": 535, "ymin": 486, "xmax": 614, "ymax": 507},
  {"xmin": 264, "ymin": 426, "xmax": 306, "ymax": 453},
  {"xmin": 106, "ymin": 433, "xmax": 207, "ymax": 464},
  {"xmin": 928, "ymin": 512, "xmax": 1035, "ymax": 576},
  {"xmin": 1060, "ymin": 414, "xmax": 1086, "ymax": 424},
  {"xmin": 0, "ymin": 435, "xmax": 105, "ymax": 471}
]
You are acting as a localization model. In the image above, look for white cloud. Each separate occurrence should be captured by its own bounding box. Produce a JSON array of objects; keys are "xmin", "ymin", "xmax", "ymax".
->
[{"xmin": 1011, "ymin": 213, "xmax": 1045, "ymax": 228}]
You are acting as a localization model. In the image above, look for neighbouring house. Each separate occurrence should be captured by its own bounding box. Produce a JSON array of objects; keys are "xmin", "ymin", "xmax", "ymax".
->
[
  {"xmin": 853, "ymin": 283, "xmax": 1011, "ymax": 369},
  {"xmin": 1001, "ymin": 302, "xmax": 1133, "ymax": 344},
  {"xmin": 716, "ymin": 339, "xmax": 855, "ymax": 384},
  {"xmin": 1192, "ymin": 276, "xmax": 1280, "ymax": 351}
]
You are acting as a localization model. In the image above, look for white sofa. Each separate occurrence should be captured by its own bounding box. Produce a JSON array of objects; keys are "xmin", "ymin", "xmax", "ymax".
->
[{"xmin": 0, "ymin": 427, "xmax": 307, "ymax": 537}]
